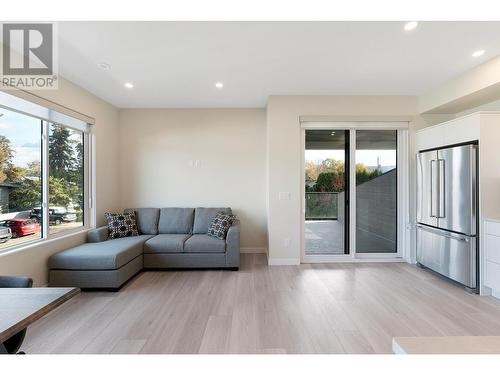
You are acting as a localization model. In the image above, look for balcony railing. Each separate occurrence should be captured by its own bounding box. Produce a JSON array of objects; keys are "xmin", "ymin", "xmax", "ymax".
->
[{"xmin": 305, "ymin": 192, "xmax": 338, "ymax": 220}]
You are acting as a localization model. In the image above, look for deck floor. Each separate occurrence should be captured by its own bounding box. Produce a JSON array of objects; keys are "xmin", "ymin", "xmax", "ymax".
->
[{"xmin": 305, "ymin": 220, "xmax": 396, "ymax": 255}]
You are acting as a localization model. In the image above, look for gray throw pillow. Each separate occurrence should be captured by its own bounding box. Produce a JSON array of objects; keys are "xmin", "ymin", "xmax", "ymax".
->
[
  {"xmin": 105, "ymin": 212, "xmax": 139, "ymax": 239},
  {"xmin": 207, "ymin": 212, "xmax": 235, "ymax": 240}
]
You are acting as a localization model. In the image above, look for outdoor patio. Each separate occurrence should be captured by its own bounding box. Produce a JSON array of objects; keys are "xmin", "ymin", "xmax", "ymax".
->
[
  {"xmin": 305, "ymin": 220, "xmax": 345, "ymax": 255},
  {"xmin": 305, "ymin": 220, "xmax": 396, "ymax": 255}
]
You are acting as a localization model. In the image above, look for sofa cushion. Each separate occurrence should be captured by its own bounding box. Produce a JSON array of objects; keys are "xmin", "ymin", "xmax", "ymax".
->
[
  {"xmin": 105, "ymin": 212, "xmax": 139, "ymax": 239},
  {"xmin": 184, "ymin": 234, "xmax": 226, "ymax": 253},
  {"xmin": 158, "ymin": 208, "xmax": 194, "ymax": 234},
  {"xmin": 193, "ymin": 207, "xmax": 232, "ymax": 234},
  {"xmin": 124, "ymin": 208, "xmax": 160, "ymax": 235},
  {"xmin": 48, "ymin": 235, "xmax": 154, "ymax": 270},
  {"xmin": 144, "ymin": 234, "xmax": 191, "ymax": 254},
  {"xmin": 207, "ymin": 212, "xmax": 236, "ymax": 240}
]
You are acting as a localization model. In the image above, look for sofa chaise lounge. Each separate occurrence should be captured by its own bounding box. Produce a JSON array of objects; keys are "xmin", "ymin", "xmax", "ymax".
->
[{"xmin": 48, "ymin": 207, "xmax": 240, "ymax": 289}]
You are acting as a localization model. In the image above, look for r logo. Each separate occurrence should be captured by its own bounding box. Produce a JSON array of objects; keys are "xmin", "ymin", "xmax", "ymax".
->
[{"xmin": 2, "ymin": 23, "xmax": 53, "ymax": 75}]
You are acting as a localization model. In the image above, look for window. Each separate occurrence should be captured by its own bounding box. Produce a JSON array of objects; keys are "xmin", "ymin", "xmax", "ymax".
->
[
  {"xmin": 0, "ymin": 92, "xmax": 92, "ymax": 252},
  {"xmin": 48, "ymin": 124, "xmax": 84, "ymax": 234}
]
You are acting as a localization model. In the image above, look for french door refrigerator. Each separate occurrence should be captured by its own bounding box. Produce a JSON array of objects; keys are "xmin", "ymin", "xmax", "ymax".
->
[{"xmin": 416, "ymin": 143, "xmax": 478, "ymax": 291}]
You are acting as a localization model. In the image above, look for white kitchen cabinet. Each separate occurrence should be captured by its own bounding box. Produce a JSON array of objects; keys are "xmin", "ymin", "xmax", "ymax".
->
[
  {"xmin": 416, "ymin": 113, "xmax": 481, "ymax": 151},
  {"xmin": 485, "ymin": 219, "xmax": 500, "ymax": 291}
]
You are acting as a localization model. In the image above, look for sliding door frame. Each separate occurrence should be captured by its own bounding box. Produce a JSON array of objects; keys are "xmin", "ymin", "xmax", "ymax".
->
[{"xmin": 300, "ymin": 121, "xmax": 409, "ymax": 263}]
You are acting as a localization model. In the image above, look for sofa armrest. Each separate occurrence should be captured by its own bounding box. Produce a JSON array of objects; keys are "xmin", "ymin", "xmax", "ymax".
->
[
  {"xmin": 87, "ymin": 226, "xmax": 109, "ymax": 243},
  {"xmin": 225, "ymin": 219, "xmax": 240, "ymax": 268}
]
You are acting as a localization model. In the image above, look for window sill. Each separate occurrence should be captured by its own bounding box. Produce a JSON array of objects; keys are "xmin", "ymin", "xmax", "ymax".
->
[{"xmin": 0, "ymin": 227, "xmax": 91, "ymax": 257}]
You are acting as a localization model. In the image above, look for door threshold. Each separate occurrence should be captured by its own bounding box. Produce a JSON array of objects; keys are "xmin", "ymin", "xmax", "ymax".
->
[{"xmin": 301, "ymin": 256, "xmax": 405, "ymax": 264}]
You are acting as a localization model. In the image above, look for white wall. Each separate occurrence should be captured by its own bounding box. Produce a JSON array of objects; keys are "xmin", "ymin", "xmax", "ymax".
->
[
  {"xmin": 266, "ymin": 95, "xmax": 426, "ymax": 264},
  {"xmin": 419, "ymin": 55, "xmax": 500, "ymax": 114},
  {"xmin": 456, "ymin": 98, "xmax": 500, "ymax": 117},
  {"xmin": 0, "ymin": 78, "xmax": 120, "ymax": 285},
  {"xmin": 118, "ymin": 108, "xmax": 268, "ymax": 252}
]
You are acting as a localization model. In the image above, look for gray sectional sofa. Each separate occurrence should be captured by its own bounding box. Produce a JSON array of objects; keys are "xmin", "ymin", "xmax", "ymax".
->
[{"xmin": 48, "ymin": 207, "xmax": 240, "ymax": 289}]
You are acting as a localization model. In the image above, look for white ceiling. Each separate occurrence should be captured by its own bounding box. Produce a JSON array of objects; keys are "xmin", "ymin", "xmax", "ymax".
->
[{"xmin": 57, "ymin": 21, "xmax": 500, "ymax": 108}]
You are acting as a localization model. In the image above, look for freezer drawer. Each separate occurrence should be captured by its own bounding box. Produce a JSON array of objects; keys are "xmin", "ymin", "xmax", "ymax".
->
[{"xmin": 417, "ymin": 225, "xmax": 477, "ymax": 289}]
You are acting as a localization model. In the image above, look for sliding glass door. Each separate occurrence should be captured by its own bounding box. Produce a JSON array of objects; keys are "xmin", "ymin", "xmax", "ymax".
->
[
  {"xmin": 304, "ymin": 129, "xmax": 350, "ymax": 255},
  {"xmin": 302, "ymin": 126, "xmax": 403, "ymax": 260},
  {"xmin": 355, "ymin": 130, "xmax": 397, "ymax": 254}
]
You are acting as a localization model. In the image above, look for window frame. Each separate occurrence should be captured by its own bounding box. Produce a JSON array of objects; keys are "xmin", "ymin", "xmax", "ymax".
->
[{"xmin": 0, "ymin": 91, "xmax": 94, "ymax": 254}]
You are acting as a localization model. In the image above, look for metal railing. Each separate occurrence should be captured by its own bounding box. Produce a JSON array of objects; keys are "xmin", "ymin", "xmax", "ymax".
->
[{"xmin": 305, "ymin": 192, "xmax": 338, "ymax": 220}]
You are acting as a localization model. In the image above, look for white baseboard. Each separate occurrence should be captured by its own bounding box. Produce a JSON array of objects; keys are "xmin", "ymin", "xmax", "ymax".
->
[
  {"xmin": 268, "ymin": 258, "xmax": 300, "ymax": 266},
  {"xmin": 492, "ymin": 288, "xmax": 500, "ymax": 300},
  {"xmin": 240, "ymin": 247, "xmax": 267, "ymax": 254}
]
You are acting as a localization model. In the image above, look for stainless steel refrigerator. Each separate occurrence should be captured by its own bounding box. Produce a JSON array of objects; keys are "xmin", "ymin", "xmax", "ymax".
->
[{"xmin": 416, "ymin": 143, "xmax": 478, "ymax": 291}]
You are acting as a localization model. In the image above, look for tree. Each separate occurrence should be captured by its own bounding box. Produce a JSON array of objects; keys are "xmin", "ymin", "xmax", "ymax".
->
[
  {"xmin": 0, "ymin": 135, "xmax": 14, "ymax": 183},
  {"xmin": 307, "ymin": 159, "xmax": 384, "ymax": 193},
  {"xmin": 305, "ymin": 160, "xmax": 320, "ymax": 181},
  {"xmin": 49, "ymin": 125, "xmax": 76, "ymax": 179},
  {"xmin": 5, "ymin": 160, "xmax": 42, "ymax": 211},
  {"xmin": 4, "ymin": 166, "xmax": 26, "ymax": 183},
  {"xmin": 313, "ymin": 171, "xmax": 347, "ymax": 192},
  {"xmin": 71, "ymin": 138, "xmax": 84, "ymax": 210},
  {"xmin": 48, "ymin": 125, "xmax": 84, "ymax": 211},
  {"xmin": 322, "ymin": 158, "xmax": 344, "ymax": 175},
  {"xmin": 25, "ymin": 161, "xmax": 41, "ymax": 177},
  {"xmin": 48, "ymin": 176, "xmax": 77, "ymax": 207},
  {"xmin": 9, "ymin": 175, "xmax": 78, "ymax": 211},
  {"xmin": 8, "ymin": 178, "xmax": 41, "ymax": 210},
  {"xmin": 356, "ymin": 163, "xmax": 382, "ymax": 184}
]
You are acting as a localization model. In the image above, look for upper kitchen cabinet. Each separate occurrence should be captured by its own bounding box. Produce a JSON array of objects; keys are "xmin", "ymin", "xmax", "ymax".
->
[{"xmin": 416, "ymin": 113, "xmax": 481, "ymax": 151}]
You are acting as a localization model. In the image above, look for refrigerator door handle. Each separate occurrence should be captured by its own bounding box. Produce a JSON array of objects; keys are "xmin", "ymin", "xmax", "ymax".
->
[
  {"xmin": 438, "ymin": 159, "xmax": 445, "ymax": 218},
  {"xmin": 430, "ymin": 160, "xmax": 438, "ymax": 217},
  {"xmin": 470, "ymin": 145, "xmax": 477, "ymax": 236}
]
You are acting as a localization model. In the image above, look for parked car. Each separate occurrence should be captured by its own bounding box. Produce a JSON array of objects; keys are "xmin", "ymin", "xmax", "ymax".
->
[
  {"xmin": 0, "ymin": 225, "xmax": 12, "ymax": 243},
  {"xmin": 31, "ymin": 207, "xmax": 77, "ymax": 225},
  {"xmin": 0, "ymin": 218, "xmax": 41, "ymax": 238}
]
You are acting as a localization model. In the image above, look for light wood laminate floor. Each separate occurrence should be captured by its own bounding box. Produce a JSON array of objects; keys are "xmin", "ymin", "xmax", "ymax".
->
[{"xmin": 23, "ymin": 254, "xmax": 500, "ymax": 354}]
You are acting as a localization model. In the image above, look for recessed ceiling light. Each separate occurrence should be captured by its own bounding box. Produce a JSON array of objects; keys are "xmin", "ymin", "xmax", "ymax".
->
[
  {"xmin": 472, "ymin": 49, "xmax": 485, "ymax": 58},
  {"xmin": 215, "ymin": 82, "xmax": 224, "ymax": 89},
  {"xmin": 404, "ymin": 21, "xmax": 418, "ymax": 31},
  {"xmin": 97, "ymin": 62, "xmax": 111, "ymax": 70},
  {"xmin": 124, "ymin": 82, "xmax": 134, "ymax": 89}
]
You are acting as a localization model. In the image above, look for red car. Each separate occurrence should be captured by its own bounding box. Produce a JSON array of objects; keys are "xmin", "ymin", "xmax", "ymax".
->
[{"xmin": 0, "ymin": 218, "xmax": 41, "ymax": 238}]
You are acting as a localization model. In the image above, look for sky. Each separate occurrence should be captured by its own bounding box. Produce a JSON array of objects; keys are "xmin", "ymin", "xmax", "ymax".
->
[{"xmin": 306, "ymin": 149, "xmax": 396, "ymax": 167}]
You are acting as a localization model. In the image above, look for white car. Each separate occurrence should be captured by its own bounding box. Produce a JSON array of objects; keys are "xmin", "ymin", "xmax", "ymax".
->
[{"xmin": 0, "ymin": 225, "xmax": 12, "ymax": 243}]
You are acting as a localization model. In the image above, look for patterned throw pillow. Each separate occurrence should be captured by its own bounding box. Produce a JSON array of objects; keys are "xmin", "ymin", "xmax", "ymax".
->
[
  {"xmin": 207, "ymin": 212, "xmax": 236, "ymax": 240},
  {"xmin": 104, "ymin": 212, "xmax": 139, "ymax": 239}
]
